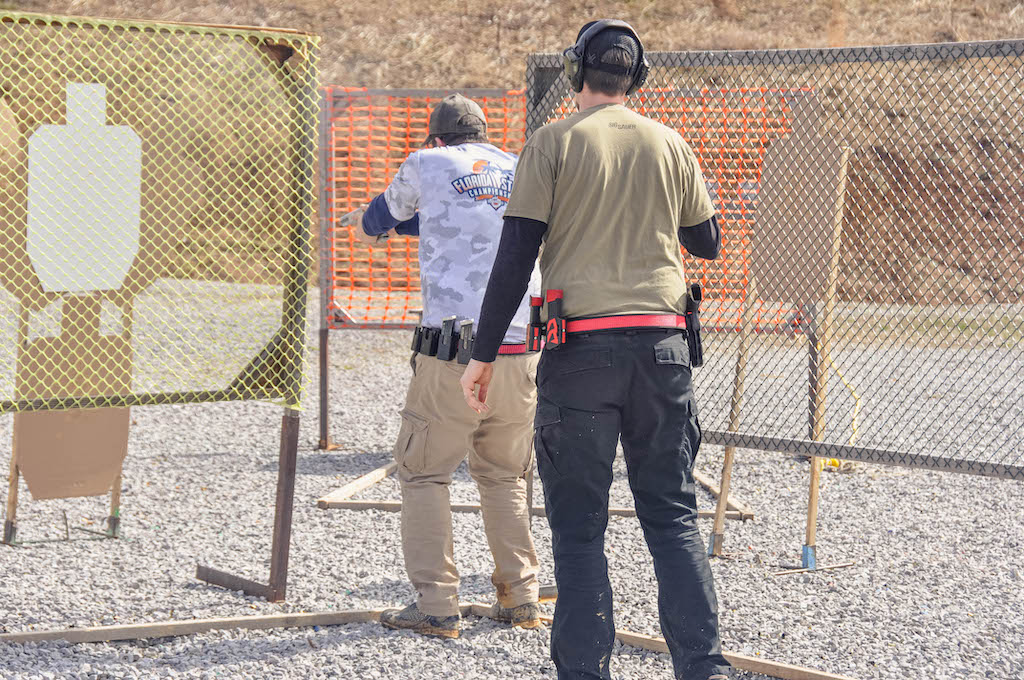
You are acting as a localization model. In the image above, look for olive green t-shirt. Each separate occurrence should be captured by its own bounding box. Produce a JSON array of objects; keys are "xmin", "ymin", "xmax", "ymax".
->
[{"xmin": 505, "ymin": 103, "xmax": 714, "ymax": 319}]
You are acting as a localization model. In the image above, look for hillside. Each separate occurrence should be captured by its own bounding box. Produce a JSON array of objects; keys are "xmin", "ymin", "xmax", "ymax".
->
[
  {"xmin": 5, "ymin": 0, "xmax": 1024, "ymax": 308},
  {"xmin": 7, "ymin": 1, "xmax": 1024, "ymax": 89}
]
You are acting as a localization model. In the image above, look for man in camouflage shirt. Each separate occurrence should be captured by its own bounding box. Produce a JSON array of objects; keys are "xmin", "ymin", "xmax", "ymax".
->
[{"xmin": 356, "ymin": 94, "xmax": 543, "ymax": 639}]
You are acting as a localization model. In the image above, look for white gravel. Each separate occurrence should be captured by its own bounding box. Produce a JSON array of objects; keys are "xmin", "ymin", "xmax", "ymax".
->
[{"xmin": 1, "ymin": 297, "xmax": 1023, "ymax": 679}]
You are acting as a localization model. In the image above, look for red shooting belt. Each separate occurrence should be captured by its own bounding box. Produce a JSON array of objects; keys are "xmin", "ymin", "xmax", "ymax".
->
[
  {"xmin": 497, "ymin": 343, "xmax": 529, "ymax": 355},
  {"xmin": 565, "ymin": 314, "xmax": 687, "ymax": 334}
]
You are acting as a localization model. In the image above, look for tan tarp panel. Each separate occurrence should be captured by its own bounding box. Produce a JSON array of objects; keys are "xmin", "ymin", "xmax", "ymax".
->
[{"xmin": 751, "ymin": 95, "xmax": 844, "ymax": 303}]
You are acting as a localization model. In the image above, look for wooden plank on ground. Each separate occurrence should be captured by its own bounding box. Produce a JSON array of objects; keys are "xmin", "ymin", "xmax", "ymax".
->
[
  {"xmin": 317, "ymin": 462, "xmax": 398, "ymax": 508},
  {"xmin": 4, "ymin": 603, "xmax": 855, "ymax": 680},
  {"xmin": 774, "ymin": 561, "xmax": 856, "ymax": 577},
  {"xmin": 536, "ymin": 615, "xmax": 855, "ymax": 680},
  {"xmin": 693, "ymin": 468, "xmax": 756, "ymax": 520},
  {"xmin": 0, "ymin": 610, "xmax": 385, "ymax": 644},
  {"xmin": 320, "ymin": 499, "xmax": 740, "ymax": 520}
]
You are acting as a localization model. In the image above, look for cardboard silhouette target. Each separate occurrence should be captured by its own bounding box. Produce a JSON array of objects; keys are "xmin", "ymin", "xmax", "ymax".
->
[
  {"xmin": 27, "ymin": 83, "xmax": 142, "ymax": 294},
  {"xmin": 2, "ymin": 83, "xmax": 149, "ymax": 535}
]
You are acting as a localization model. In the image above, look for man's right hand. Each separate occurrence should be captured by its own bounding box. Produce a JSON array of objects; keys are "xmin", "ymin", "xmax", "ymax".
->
[{"xmin": 460, "ymin": 359, "xmax": 494, "ymax": 414}]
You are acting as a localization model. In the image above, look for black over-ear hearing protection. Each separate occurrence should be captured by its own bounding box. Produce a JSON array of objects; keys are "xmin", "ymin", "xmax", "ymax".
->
[{"xmin": 562, "ymin": 19, "xmax": 649, "ymax": 96}]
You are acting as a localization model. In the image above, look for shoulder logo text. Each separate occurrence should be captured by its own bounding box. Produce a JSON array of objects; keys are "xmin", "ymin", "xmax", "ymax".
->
[{"xmin": 451, "ymin": 160, "xmax": 514, "ymax": 210}]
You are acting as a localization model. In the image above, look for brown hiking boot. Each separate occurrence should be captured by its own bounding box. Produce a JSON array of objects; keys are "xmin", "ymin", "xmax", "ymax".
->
[
  {"xmin": 489, "ymin": 601, "xmax": 542, "ymax": 629},
  {"xmin": 380, "ymin": 603, "xmax": 460, "ymax": 639}
]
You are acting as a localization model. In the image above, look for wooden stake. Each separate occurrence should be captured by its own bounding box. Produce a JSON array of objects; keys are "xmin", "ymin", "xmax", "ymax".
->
[
  {"xmin": 709, "ymin": 276, "xmax": 757, "ymax": 556},
  {"xmin": 104, "ymin": 468, "xmax": 123, "ymax": 539},
  {"xmin": 3, "ymin": 456, "xmax": 18, "ymax": 545},
  {"xmin": 4, "ymin": 304, "xmax": 28, "ymax": 546},
  {"xmin": 317, "ymin": 461, "xmax": 398, "ymax": 508},
  {"xmin": 805, "ymin": 148, "xmax": 851, "ymax": 568}
]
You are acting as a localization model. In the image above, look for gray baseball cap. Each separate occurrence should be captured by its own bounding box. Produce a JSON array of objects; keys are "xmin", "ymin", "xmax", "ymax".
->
[{"xmin": 425, "ymin": 94, "xmax": 487, "ymax": 144}]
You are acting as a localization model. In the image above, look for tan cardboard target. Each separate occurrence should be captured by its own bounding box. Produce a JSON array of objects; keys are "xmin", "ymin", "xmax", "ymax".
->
[{"xmin": 3, "ymin": 84, "xmax": 144, "ymax": 501}]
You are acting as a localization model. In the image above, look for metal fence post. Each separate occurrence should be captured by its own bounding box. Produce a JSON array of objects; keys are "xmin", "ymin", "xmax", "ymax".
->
[{"xmin": 318, "ymin": 86, "xmax": 336, "ymax": 451}]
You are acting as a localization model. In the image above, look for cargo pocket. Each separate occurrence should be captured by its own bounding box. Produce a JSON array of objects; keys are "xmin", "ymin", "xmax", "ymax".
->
[
  {"xmin": 689, "ymin": 400, "xmax": 703, "ymax": 462},
  {"xmin": 393, "ymin": 409, "xmax": 429, "ymax": 474},
  {"xmin": 533, "ymin": 402, "xmax": 564, "ymax": 478},
  {"xmin": 653, "ymin": 333, "xmax": 690, "ymax": 369}
]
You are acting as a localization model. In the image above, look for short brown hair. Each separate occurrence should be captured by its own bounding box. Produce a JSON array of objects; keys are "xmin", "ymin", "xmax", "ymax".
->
[
  {"xmin": 583, "ymin": 47, "xmax": 633, "ymax": 97},
  {"xmin": 429, "ymin": 131, "xmax": 490, "ymax": 147}
]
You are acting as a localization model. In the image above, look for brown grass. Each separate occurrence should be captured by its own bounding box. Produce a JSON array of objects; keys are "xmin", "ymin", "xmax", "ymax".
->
[{"xmin": 7, "ymin": 1, "xmax": 1024, "ymax": 89}]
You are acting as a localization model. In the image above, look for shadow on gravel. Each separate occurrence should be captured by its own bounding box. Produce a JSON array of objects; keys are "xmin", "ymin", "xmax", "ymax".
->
[
  {"xmin": 258, "ymin": 450, "xmax": 392, "ymax": 476},
  {"xmin": 351, "ymin": 573, "xmax": 500, "ymax": 608},
  {"xmin": 168, "ymin": 451, "xmax": 233, "ymax": 459}
]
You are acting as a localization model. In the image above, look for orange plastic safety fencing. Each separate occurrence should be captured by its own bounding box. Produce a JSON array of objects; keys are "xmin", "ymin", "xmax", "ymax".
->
[
  {"xmin": 320, "ymin": 86, "xmax": 800, "ymax": 331},
  {"xmin": 319, "ymin": 87, "xmax": 526, "ymax": 328},
  {"xmin": 540, "ymin": 87, "xmax": 801, "ymax": 331}
]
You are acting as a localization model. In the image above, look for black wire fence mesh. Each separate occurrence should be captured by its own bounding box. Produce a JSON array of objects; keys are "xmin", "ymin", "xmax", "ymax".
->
[{"xmin": 526, "ymin": 42, "xmax": 1024, "ymax": 480}]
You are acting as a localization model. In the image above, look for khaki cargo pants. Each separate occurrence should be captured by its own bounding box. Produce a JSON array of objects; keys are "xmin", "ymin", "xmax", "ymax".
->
[{"xmin": 393, "ymin": 351, "xmax": 540, "ymax": 617}]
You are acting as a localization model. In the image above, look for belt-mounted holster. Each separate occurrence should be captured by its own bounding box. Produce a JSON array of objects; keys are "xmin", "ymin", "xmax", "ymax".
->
[
  {"xmin": 527, "ymin": 296, "xmax": 544, "ymax": 352},
  {"xmin": 545, "ymin": 289, "xmax": 566, "ymax": 350},
  {"xmin": 684, "ymin": 283, "xmax": 704, "ymax": 368}
]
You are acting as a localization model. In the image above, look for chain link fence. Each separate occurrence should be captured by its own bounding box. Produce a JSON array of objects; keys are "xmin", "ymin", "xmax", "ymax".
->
[
  {"xmin": 526, "ymin": 42, "xmax": 1024, "ymax": 481},
  {"xmin": 0, "ymin": 11, "xmax": 319, "ymax": 413}
]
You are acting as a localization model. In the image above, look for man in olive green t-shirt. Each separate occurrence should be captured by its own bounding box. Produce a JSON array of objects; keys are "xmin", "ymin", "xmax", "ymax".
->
[{"xmin": 461, "ymin": 19, "xmax": 731, "ymax": 680}]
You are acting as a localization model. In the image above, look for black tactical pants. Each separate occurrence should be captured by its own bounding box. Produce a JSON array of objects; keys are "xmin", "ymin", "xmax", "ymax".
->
[{"xmin": 533, "ymin": 329, "xmax": 730, "ymax": 680}]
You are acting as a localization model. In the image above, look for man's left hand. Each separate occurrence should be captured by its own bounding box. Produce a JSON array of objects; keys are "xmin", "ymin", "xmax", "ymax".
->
[{"xmin": 460, "ymin": 359, "xmax": 494, "ymax": 414}]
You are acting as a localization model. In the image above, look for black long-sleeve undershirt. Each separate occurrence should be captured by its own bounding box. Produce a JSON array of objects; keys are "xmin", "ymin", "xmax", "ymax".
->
[
  {"xmin": 472, "ymin": 216, "xmax": 547, "ymax": 362},
  {"xmin": 471, "ymin": 214, "xmax": 722, "ymax": 362},
  {"xmin": 680, "ymin": 214, "xmax": 722, "ymax": 260}
]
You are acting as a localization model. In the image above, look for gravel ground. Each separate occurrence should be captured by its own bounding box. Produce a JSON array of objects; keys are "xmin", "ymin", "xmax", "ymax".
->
[{"xmin": 1, "ymin": 309, "xmax": 1023, "ymax": 679}]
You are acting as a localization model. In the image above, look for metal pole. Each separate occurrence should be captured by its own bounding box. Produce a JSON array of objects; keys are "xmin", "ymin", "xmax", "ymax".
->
[
  {"xmin": 268, "ymin": 407, "xmax": 301, "ymax": 601},
  {"xmin": 317, "ymin": 87, "xmax": 334, "ymax": 450},
  {"xmin": 709, "ymin": 276, "xmax": 756, "ymax": 556},
  {"xmin": 266, "ymin": 41, "xmax": 317, "ymax": 600},
  {"xmin": 195, "ymin": 39, "xmax": 317, "ymax": 601}
]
